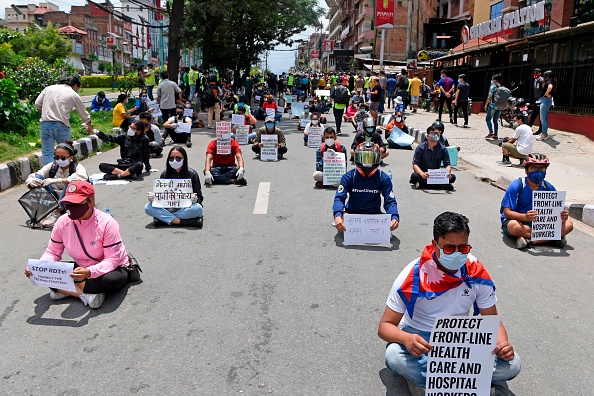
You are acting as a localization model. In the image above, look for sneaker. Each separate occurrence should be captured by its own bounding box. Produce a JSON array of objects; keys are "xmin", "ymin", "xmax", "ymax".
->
[
  {"xmin": 80, "ymin": 293, "xmax": 105, "ymax": 309},
  {"xmin": 414, "ymin": 182, "xmax": 421, "ymax": 189},
  {"xmin": 40, "ymin": 211, "xmax": 60, "ymax": 228},
  {"xmin": 536, "ymin": 134, "xmax": 549, "ymax": 140},
  {"xmin": 153, "ymin": 217, "xmax": 167, "ymax": 227},
  {"xmin": 235, "ymin": 178, "xmax": 247, "ymax": 186},
  {"xmin": 412, "ymin": 109, "xmax": 417, "ymax": 113},
  {"xmin": 442, "ymin": 184, "xmax": 454, "ymax": 191},
  {"xmin": 516, "ymin": 237, "xmax": 529, "ymax": 249},
  {"xmin": 49, "ymin": 290, "xmax": 68, "ymax": 300},
  {"xmin": 186, "ymin": 139, "xmax": 193, "ymax": 148},
  {"xmin": 336, "ymin": 130, "xmax": 342, "ymax": 135},
  {"xmin": 180, "ymin": 217, "xmax": 203, "ymax": 228},
  {"xmin": 497, "ymin": 160, "xmax": 512, "ymax": 166},
  {"xmin": 462, "ymin": 124, "xmax": 469, "ymax": 128},
  {"xmin": 555, "ymin": 237, "xmax": 567, "ymax": 248},
  {"xmin": 485, "ymin": 133, "xmax": 494, "ymax": 139},
  {"xmin": 303, "ymin": 140, "xmax": 307, "ymax": 146},
  {"xmin": 491, "ymin": 135, "xmax": 499, "ymax": 140},
  {"xmin": 315, "ymin": 181, "xmax": 323, "ymax": 188}
]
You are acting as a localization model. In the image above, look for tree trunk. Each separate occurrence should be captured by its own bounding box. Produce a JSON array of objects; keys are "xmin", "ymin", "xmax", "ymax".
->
[{"xmin": 167, "ymin": 0, "xmax": 184, "ymax": 85}]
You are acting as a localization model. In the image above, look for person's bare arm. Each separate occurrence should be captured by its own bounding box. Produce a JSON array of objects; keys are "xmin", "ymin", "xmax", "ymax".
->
[
  {"xmin": 478, "ymin": 305, "xmax": 515, "ymax": 361},
  {"xmin": 378, "ymin": 307, "xmax": 431, "ymax": 357}
]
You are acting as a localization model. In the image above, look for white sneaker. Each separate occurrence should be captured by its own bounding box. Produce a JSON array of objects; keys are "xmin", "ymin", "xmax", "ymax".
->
[
  {"xmin": 40, "ymin": 211, "xmax": 61, "ymax": 228},
  {"xmin": 49, "ymin": 290, "xmax": 68, "ymax": 300},
  {"xmin": 516, "ymin": 237, "xmax": 529, "ymax": 249},
  {"xmin": 536, "ymin": 134, "xmax": 549, "ymax": 141},
  {"xmin": 80, "ymin": 293, "xmax": 105, "ymax": 309}
]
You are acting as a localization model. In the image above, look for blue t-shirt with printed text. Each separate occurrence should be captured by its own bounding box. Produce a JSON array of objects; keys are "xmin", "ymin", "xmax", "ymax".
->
[{"xmin": 500, "ymin": 177, "xmax": 556, "ymax": 223}]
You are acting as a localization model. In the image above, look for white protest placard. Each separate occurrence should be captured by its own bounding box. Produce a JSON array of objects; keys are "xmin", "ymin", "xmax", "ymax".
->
[
  {"xmin": 183, "ymin": 108, "xmax": 193, "ymax": 117},
  {"xmin": 291, "ymin": 102, "xmax": 306, "ymax": 118},
  {"xmin": 176, "ymin": 123, "xmax": 191, "ymax": 133},
  {"xmin": 292, "ymin": 95, "xmax": 297, "ymax": 101},
  {"xmin": 531, "ymin": 190, "xmax": 566, "ymax": 241},
  {"xmin": 307, "ymin": 126, "xmax": 324, "ymax": 148},
  {"xmin": 216, "ymin": 121, "xmax": 232, "ymax": 155},
  {"xmin": 284, "ymin": 95, "xmax": 293, "ymax": 104},
  {"xmin": 152, "ymin": 179, "xmax": 193, "ymax": 208},
  {"xmin": 427, "ymin": 168, "xmax": 449, "ymax": 185},
  {"xmin": 343, "ymin": 214, "xmax": 391, "ymax": 246},
  {"xmin": 255, "ymin": 95, "xmax": 261, "ymax": 101},
  {"xmin": 277, "ymin": 107, "xmax": 285, "ymax": 114},
  {"xmin": 316, "ymin": 89, "xmax": 331, "ymax": 97},
  {"xmin": 231, "ymin": 114, "xmax": 245, "ymax": 125},
  {"xmin": 323, "ymin": 151, "xmax": 346, "ymax": 185},
  {"xmin": 28, "ymin": 259, "xmax": 76, "ymax": 293},
  {"xmin": 235, "ymin": 125, "xmax": 250, "ymax": 145},
  {"xmin": 260, "ymin": 134, "xmax": 278, "ymax": 161},
  {"xmin": 151, "ymin": 103, "xmax": 162, "ymax": 117},
  {"xmin": 266, "ymin": 108, "xmax": 276, "ymax": 118},
  {"xmin": 426, "ymin": 315, "xmax": 500, "ymax": 396},
  {"xmin": 147, "ymin": 100, "xmax": 157, "ymax": 109},
  {"xmin": 300, "ymin": 118, "xmax": 310, "ymax": 128}
]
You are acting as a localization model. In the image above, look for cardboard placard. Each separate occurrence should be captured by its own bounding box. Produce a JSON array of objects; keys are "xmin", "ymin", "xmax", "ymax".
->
[
  {"xmin": 343, "ymin": 214, "xmax": 391, "ymax": 246},
  {"xmin": 291, "ymin": 102, "xmax": 306, "ymax": 118},
  {"xmin": 307, "ymin": 126, "xmax": 324, "ymax": 148},
  {"xmin": 284, "ymin": 95, "xmax": 293, "ymax": 104},
  {"xmin": 266, "ymin": 108, "xmax": 276, "ymax": 117},
  {"xmin": 151, "ymin": 103, "xmax": 162, "ymax": 117},
  {"xmin": 176, "ymin": 123, "xmax": 191, "ymax": 133},
  {"xmin": 531, "ymin": 190, "xmax": 566, "ymax": 241},
  {"xmin": 216, "ymin": 121, "xmax": 232, "ymax": 155},
  {"xmin": 28, "ymin": 259, "xmax": 77, "ymax": 293},
  {"xmin": 277, "ymin": 106, "xmax": 285, "ymax": 114},
  {"xmin": 323, "ymin": 151, "xmax": 346, "ymax": 185},
  {"xmin": 183, "ymin": 108, "xmax": 193, "ymax": 117},
  {"xmin": 231, "ymin": 114, "xmax": 245, "ymax": 125},
  {"xmin": 152, "ymin": 178, "xmax": 193, "ymax": 208},
  {"xmin": 235, "ymin": 126, "xmax": 250, "ymax": 145},
  {"xmin": 426, "ymin": 316, "xmax": 500, "ymax": 396},
  {"xmin": 255, "ymin": 95, "xmax": 261, "ymax": 101},
  {"xmin": 260, "ymin": 134, "xmax": 278, "ymax": 161},
  {"xmin": 427, "ymin": 168, "xmax": 449, "ymax": 185},
  {"xmin": 316, "ymin": 89, "xmax": 331, "ymax": 97}
]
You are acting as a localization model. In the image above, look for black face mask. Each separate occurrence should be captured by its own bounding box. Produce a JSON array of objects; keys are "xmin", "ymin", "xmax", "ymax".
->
[
  {"xmin": 177, "ymin": 113, "xmax": 184, "ymax": 118},
  {"xmin": 65, "ymin": 202, "xmax": 90, "ymax": 220}
]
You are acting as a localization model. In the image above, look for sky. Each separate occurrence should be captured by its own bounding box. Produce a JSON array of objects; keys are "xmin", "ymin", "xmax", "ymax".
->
[{"xmin": 1, "ymin": 0, "xmax": 328, "ymax": 74}]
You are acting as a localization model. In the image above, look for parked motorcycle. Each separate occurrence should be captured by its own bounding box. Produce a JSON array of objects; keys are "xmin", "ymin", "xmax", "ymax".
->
[{"xmin": 500, "ymin": 87, "xmax": 531, "ymax": 127}]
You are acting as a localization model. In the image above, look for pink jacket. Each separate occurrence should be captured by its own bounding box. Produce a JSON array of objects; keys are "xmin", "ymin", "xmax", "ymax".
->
[{"xmin": 41, "ymin": 209, "xmax": 129, "ymax": 279}]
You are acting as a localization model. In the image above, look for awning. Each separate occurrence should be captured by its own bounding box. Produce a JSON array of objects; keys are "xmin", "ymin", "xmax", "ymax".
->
[
  {"xmin": 361, "ymin": 63, "xmax": 432, "ymax": 74},
  {"xmin": 66, "ymin": 55, "xmax": 85, "ymax": 71}
]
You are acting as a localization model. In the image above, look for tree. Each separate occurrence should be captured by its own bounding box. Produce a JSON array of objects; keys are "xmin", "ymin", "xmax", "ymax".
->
[
  {"xmin": 577, "ymin": 0, "xmax": 594, "ymax": 23},
  {"xmin": 165, "ymin": 0, "xmax": 184, "ymax": 90},
  {"xmin": 11, "ymin": 23, "xmax": 70, "ymax": 65}
]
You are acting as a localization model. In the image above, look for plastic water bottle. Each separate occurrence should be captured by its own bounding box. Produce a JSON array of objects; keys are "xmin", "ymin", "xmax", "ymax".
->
[
  {"xmin": 387, "ymin": 170, "xmax": 392, "ymax": 180},
  {"xmin": 105, "ymin": 208, "xmax": 112, "ymax": 217}
]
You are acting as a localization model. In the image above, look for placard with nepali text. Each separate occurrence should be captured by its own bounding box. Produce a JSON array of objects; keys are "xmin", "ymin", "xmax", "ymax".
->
[
  {"xmin": 426, "ymin": 316, "xmax": 500, "ymax": 396},
  {"xmin": 152, "ymin": 179, "xmax": 193, "ymax": 209},
  {"xmin": 531, "ymin": 190, "xmax": 566, "ymax": 241},
  {"xmin": 343, "ymin": 214, "xmax": 391, "ymax": 246},
  {"xmin": 176, "ymin": 123, "xmax": 191, "ymax": 134},
  {"xmin": 28, "ymin": 259, "xmax": 77, "ymax": 293}
]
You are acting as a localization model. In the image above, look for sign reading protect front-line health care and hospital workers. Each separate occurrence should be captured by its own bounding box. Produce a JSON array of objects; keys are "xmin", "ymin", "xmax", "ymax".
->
[
  {"xmin": 152, "ymin": 179, "xmax": 193, "ymax": 209},
  {"xmin": 343, "ymin": 214, "xmax": 391, "ymax": 246},
  {"xmin": 426, "ymin": 315, "xmax": 500, "ymax": 396},
  {"xmin": 531, "ymin": 190, "xmax": 566, "ymax": 241},
  {"xmin": 28, "ymin": 259, "xmax": 77, "ymax": 293}
]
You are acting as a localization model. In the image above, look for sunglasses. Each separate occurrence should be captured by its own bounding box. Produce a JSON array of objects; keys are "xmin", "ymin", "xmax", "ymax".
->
[
  {"xmin": 54, "ymin": 155, "xmax": 70, "ymax": 161},
  {"xmin": 169, "ymin": 156, "xmax": 183, "ymax": 162},
  {"xmin": 437, "ymin": 242, "xmax": 472, "ymax": 255},
  {"xmin": 176, "ymin": 113, "xmax": 184, "ymax": 117}
]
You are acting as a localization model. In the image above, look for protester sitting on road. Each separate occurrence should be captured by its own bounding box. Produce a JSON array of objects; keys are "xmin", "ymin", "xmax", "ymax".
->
[
  {"xmin": 500, "ymin": 153, "xmax": 573, "ymax": 249},
  {"xmin": 384, "ymin": 110, "xmax": 409, "ymax": 138},
  {"xmin": 203, "ymin": 136, "xmax": 247, "ymax": 186},
  {"xmin": 497, "ymin": 112, "xmax": 533, "ymax": 167},
  {"xmin": 314, "ymin": 127, "xmax": 347, "ymax": 188},
  {"xmin": 139, "ymin": 112, "xmax": 163, "ymax": 158},
  {"xmin": 350, "ymin": 103, "xmax": 369, "ymax": 132},
  {"xmin": 145, "ymin": 146, "xmax": 204, "ymax": 228},
  {"xmin": 378, "ymin": 211, "xmax": 521, "ymax": 393},
  {"xmin": 420, "ymin": 121, "xmax": 452, "ymax": 147},
  {"xmin": 350, "ymin": 117, "xmax": 389, "ymax": 163},
  {"xmin": 25, "ymin": 181, "xmax": 132, "ymax": 309},
  {"xmin": 163, "ymin": 105, "xmax": 193, "ymax": 148},
  {"xmin": 263, "ymin": 95, "xmax": 282, "ymax": 122},
  {"xmin": 333, "ymin": 142, "xmax": 399, "ymax": 232},
  {"xmin": 112, "ymin": 93, "xmax": 138, "ymax": 132},
  {"xmin": 303, "ymin": 112, "xmax": 322, "ymax": 146},
  {"xmin": 410, "ymin": 123, "xmax": 455, "ymax": 190},
  {"xmin": 343, "ymin": 99, "xmax": 358, "ymax": 123},
  {"xmin": 96, "ymin": 120, "xmax": 150, "ymax": 180},
  {"xmin": 25, "ymin": 141, "xmax": 88, "ymax": 228},
  {"xmin": 233, "ymin": 96, "xmax": 250, "ymax": 114},
  {"xmin": 394, "ymin": 96, "xmax": 405, "ymax": 114},
  {"xmin": 91, "ymin": 91, "xmax": 112, "ymax": 112},
  {"xmin": 252, "ymin": 116, "xmax": 287, "ymax": 159},
  {"xmin": 231, "ymin": 106, "xmax": 257, "ymax": 143}
]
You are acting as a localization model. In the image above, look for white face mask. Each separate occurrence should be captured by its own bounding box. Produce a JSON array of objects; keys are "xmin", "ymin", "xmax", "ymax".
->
[
  {"xmin": 395, "ymin": 116, "xmax": 402, "ymax": 122},
  {"xmin": 169, "ymin": 160, "xmax": 183, "ymax": 170},
  {"xmin": 325, "ymin": 138, "xmax": 335, "ymax": 146},
  {"xmin": 185, "ymin": 104, "xmax": 191, "ymax": 108},
  {"xmin": 311, "ymin": 119, "xmax": 319, "ymax": 125},
  {"xmin": 512, "ymin": 121, "xmax": 519, "ymax": 128},
  {"xmin": 127, "ymin": 129, "xmax": 135, "ymax": 137},
  {"xmin": 55, "ymin": 158, "xmax": 70, "ymax": 168}
]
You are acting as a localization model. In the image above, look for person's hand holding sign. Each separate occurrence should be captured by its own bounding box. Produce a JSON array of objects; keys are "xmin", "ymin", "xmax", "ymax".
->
[
  {"xmin": 390, "ymin": 219, "xmax": 399, "ymax": 231},
  {"xmin": 524, "ymin": 210, "xmax": 538, "ymax": 221},
  {"xmin": 405, "ymin": 333, "xmax": 432, "ymax": 357},
  {"xmin": 334, "ymin": 216, "xmax": 346, "ymax": 232},
  {"xmin": 71, "ymin": 267, "xmax": 90, "ymax": 281},
  {"xmin": 492, "ymin": 340, "xmax": 515, "ymax": 361}
]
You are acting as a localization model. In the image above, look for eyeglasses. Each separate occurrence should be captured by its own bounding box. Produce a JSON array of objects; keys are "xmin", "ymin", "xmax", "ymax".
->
[
  {"xmin": 436, "ymin": 242, "xmax": 472, "ymax": 255},
  {"xmin": 54, "ymin": 155, "xmax": 69, "ymax": 161},
  {"xmin": 169, "ymin": 156, "xmax": 183, "ymax": 162},
  {"xmin": 527, "ymin": 165, "xmax": 547, "ymax": 172}
]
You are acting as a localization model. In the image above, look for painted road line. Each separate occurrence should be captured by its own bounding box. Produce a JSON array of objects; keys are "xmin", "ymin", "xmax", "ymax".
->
[{"xmin": 253, "ymin": 182, "xmax": 271, "ymax": 214}]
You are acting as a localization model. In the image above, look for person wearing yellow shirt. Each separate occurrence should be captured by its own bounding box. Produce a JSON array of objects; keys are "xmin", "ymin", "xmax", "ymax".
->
[
  {"xmin": 408, "ymin": 72, "xmax": 423, "ymax": 113},
  {"xmin": 113, "ymin": 94, "xmax": 138, "ymax": 131}
]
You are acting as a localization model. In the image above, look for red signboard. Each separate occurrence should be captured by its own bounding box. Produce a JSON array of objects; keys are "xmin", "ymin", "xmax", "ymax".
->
[
  {"xmin": 323, "ymin": 40, "xmax": 334, "ymax": 53},
  {"xmin": 311, "ymin": 50, "xmax": 319, "ymax": 59},
  {"xmin": 375, "ymin": 0, "xmax": 395, "ymax": 29},
  {"xmin": 106, "ymin": 37, "xmax": 114, "ymax": 45}
]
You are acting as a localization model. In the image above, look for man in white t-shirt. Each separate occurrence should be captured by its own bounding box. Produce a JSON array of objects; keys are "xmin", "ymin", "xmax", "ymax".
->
[
  {"xmin": 498, "ymin": 113, "xmax": 533, "ymax": 166},
  {"xmin": 378, "ymin": 212, "xmax": 521, "ymax": 393}
]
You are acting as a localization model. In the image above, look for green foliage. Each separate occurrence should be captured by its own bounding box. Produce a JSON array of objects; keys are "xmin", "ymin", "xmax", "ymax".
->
[
  {"xmin": 81, "ymin": 75, "xmax": 124, "ymax": 88},
  {"xmin": 0, "ymin": 42, "xmax": 22, "ymax": 70},
  {"xmin": 0, "ymin": 29, "xmax": 21, "ymax": 44},
  {"xmin": 0, "ymin": 78, "xmax": 35, "ymax": 136},
  {"xmin": 116, "ymin": 74, "xmax": 139, "ymax": 96},
  {"xmin": 577, "ymin": 0, "xmax": 594, "ymax": 22},
  {"xmin": 5, "ymin": 57, "xmax": 77, "ymax": 101},
  {"xmin": 10, "ymin": 23, "xmax": 70, "ymax": 65}
]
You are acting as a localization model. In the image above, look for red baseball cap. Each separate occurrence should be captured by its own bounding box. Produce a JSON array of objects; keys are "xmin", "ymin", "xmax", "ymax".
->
[{"xmin": 60, "ymin": 180, "xmax": 95, "ymax": 204}]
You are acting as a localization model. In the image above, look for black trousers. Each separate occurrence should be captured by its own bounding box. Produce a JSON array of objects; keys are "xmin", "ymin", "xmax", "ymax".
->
[
  {"xmin": 99, "ymin": 161, "xmax": 144, "ymax": 177},
  {"xmin": 453, "ymin": 100, "xmax": 468, "ymax": 125},
  {"xmin": 119, "ymin": 118, "xmax": 132, "ymax": 132},
  {"xmin": 149, "ymin": 145, "xmax": 163, "ymax": 156},
  {"xmin": 252, "ymin": 145, "xmax": 287, "ymax": 157},
  {"xmin": 53, "ymin": 265, "xmax": 129, "ymax": 295},
  {"xmin": 438, "ymin": 96, "xmax": 453, "ymax": 121},
  {"xmin": 409, "ymin": 172, "xmax": 456, "ymax": 187},
  {"xmin": 333, "ymin": 107, "xmax": 345, "ymax": 132},
  {"xmin": 528, "ymin": 102, "xmax": 541, "ymax": 131}
]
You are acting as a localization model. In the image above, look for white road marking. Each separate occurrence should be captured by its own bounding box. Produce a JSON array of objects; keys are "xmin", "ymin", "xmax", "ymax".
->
[{"xmin": 253, "ymin": 182, "xmax": 271, "ymax": 214}]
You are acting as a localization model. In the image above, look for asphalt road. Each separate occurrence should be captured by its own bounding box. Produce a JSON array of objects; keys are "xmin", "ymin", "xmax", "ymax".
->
[{"xmin": 0, "ymin": 112, "xmax": 592, "ymax": 395}]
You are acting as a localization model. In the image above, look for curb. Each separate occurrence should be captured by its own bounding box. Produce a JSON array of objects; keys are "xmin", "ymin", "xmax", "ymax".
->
[{"xmin": 0, "ymin": 135, "xmax": 103, "ymax": 192}]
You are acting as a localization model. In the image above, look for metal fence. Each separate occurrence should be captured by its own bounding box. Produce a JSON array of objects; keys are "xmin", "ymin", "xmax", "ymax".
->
[{"xmin": 437, "ymin": 58, "xmax": 594, "ymax": 115}]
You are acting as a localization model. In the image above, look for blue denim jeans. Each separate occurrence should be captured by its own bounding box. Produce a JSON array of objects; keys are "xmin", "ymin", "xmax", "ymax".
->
[
  {"xmin": 486, "ymin": 106, "xmax": 502, "ymax": 136},
  {"xmin": 144, "ymin": 202, "xmax": 203, "ymax": 225},
  {"xmin": 40, "ymin": 121, "xmax": 71, "ymax": 165},
  {"xmin": 211, "ymin": 165, "xmax": 239, "ymax": 184},
  {"xmin": 189, "ymin": 84, "xmax": 196, "ymax": 102},
  {"xmin": 539, "ymin": 96, "xmax": 553, "ymax": 136},
  {"xmin": 147, "ymin": 85, "xmax": 154, "ymax": 101},
  {"xmin": 385, "ymin": 325, "xmax": 522, "ymax": 388}
]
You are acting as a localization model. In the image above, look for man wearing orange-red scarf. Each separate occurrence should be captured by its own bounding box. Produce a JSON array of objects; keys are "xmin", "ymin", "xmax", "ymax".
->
[{"xmin": 378, "ymin": 212, "xmax": 521, "ymax": 394}]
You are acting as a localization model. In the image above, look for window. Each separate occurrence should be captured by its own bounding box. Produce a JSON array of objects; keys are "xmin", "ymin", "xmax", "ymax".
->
[{"xmin": 490, "ymin": 2, "xmax": 504, "ymax": 20}]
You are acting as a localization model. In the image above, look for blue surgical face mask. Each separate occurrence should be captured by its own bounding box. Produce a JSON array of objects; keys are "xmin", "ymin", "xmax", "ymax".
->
[
  {"xmin": 527, "ymin": 170, "xmax": 546, "ymax": 184},
  {"xmin": 238, "ymin": 102, "xmax": 244, "ymax": 107},
  {"xmin": 458, "ymin": 79, "xmax": 462, "ymax": 84},
  {"xmin": 359, "ymin": 109, "xmax": 365, "ymax": 113},
  {"xmin": 438, "ymin": 249, "xmax": 468, "ymax": 271},
  {"xmin": 265, "ymin": 122, "xmax": 275, "ymax": 130}
]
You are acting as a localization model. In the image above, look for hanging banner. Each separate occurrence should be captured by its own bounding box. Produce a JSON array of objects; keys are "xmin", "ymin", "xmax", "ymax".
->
[
  {"xmin": 323, "ymin": 40, "xmax": 334, "ymax": 53},
  {"xmin": 311, "ymin": 49, "xmax": 320, "ymax": 59},
  {"xmin": 376, "ymin": 0, "xmax": 395, "ymax": 29}
]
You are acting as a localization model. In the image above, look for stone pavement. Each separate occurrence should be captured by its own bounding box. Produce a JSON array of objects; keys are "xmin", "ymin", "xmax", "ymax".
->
[{"xmin": 381, "ymin": 106, "xmax": 594, "ymax": 226}]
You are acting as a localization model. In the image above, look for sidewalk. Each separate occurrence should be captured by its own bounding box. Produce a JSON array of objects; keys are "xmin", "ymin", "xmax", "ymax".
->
[{"xmin": 388, "ymin": 107, "xmax": 594, "ymax": 226}]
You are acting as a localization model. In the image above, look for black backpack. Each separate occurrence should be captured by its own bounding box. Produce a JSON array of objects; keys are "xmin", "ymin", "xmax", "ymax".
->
[
  {"xmin": 49, "ymin": 161, "xmax": 77, "ymax": 179},
  {"xmin": 333, "ymin": 85, "xmax": 350, "ymax": 105},
  {"xmin": 397, "ymin": 76, "xmax": 409, "ymax": 90},
  {"xmin": 202, "ymin": 84, "xmax": 216, "ymax": 107}
]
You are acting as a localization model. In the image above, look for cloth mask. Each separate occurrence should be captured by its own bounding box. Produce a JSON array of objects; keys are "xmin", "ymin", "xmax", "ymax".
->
[
  {"xmin": 265, "ymin": 122, "xmax": 275, "ymax": 129},
  {"xmin": 185, "ymin": 104, "xmax": 191, "ymax": 108},
  {"xmin": 311, "ymin": 119, "xmax": 319, "ymax": 125},
  {"xmin": 325, "ymin": 138, "xmax": 335, "ymax": 146},
  {"xmin": 428, "ymin": 133, "xmax": 440, "ymax": 142},
  {"xmin": 127, "ymin": 129, "xmax": 135, "ymax": 137},
  {"xmin": 66, "ymin": 202, "xmax": 90, "ymax": 220},
  {"xmin": 395, "ymin": 117, "xmax": 402, "ymax": 122},
  {"xmin": 169, "ymin": 160, "xmax": 183, "ymax": 170},
  {"xmin": 438, "ymin": 249, "xmax": 468, "ymax": 271},
  {"xmin": 527, "ymin": 170, "xmax": 546, "ymax": 184},
  {"xmin": 55, "ymin": 158, "xmax": 70, "ymax": 168},
  {"xmin": 458, "ymin": 79, "xmax": 462, "ymax": 84}
]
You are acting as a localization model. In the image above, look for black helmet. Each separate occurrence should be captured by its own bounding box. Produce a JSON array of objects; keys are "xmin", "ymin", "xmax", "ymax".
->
[
  {"xmin": 516, "ymin": 98, "xmax": 525, "ymax": 107},
  {"xmin": 430, "ymin": 120, "xmax": 444, "ymax": 133},
  {"xmin": 208, "ymin": 73, "xmax": 217, "ymax": 82},
  {"xmin": 363, "ymin": 116, "xmax": 376, "ymax": 135},
  {"xmin": 354, "ymin": 142, "xmax": 381, "ymax": 175},
  {"xmin": 543, "ymin": 70, "xmax": 554, "ymax": 80}
]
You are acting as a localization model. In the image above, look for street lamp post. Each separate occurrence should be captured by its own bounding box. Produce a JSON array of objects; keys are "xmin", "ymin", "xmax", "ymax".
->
[{"xmin": 121, "ymin": 41, "xmax": 129, "ymax": 75}]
